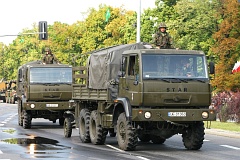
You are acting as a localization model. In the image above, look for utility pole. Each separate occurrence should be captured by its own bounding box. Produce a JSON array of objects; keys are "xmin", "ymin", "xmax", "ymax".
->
[{"xmin": 137, "ymin": 0, "xmax": 141, "ymax": 43}]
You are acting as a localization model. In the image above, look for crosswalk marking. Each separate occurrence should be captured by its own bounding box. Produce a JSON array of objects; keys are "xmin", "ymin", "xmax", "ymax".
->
[
  {"xmin": 220, "ymin": 145, "xmax": 240, "ymax": 150},
  {"xmin": 0, "ymin": 150, "xmax": 3, "ymax": 154}
]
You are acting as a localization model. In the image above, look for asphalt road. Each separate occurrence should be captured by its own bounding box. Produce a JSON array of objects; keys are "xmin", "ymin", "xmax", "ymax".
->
[{"xmin": 0, "ymin": 103, "xmax": 240, "ymax": 160}]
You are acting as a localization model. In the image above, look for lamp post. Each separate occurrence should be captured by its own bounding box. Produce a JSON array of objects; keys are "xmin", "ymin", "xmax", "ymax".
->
[{"xmin": 136, "ymin": 0, "xmax": 141, "ymax": 43}]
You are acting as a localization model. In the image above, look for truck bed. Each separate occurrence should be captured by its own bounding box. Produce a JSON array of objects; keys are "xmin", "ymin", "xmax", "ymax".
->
[
  {"xmin": 72, "ymin": 66, "xmax": 109, "ymax": 101},
  {"xmin": 72, "ymin": 84, "xmax": 108, "ymax": 100}
]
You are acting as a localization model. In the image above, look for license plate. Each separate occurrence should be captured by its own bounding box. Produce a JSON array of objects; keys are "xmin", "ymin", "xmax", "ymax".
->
[
  {"xmin": 168, "ymin": 112, "xmax": 186, "ymax": 117},
  {"xmin": 46, "ymin": 104, "xmax": 58, "ymax": 107}
]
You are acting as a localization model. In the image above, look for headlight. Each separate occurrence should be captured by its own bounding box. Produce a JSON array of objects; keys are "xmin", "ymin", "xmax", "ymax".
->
[
  {"xmin": 30, "ymin": 104, "xmax": 35, "ymax": 109},
  {"xmin": 202, "ymin": 111, "xmax": 209, "ymax": 119},
  {"xmin": 144, "ymin": 111, "xmax": 151, "ymax": 119}
]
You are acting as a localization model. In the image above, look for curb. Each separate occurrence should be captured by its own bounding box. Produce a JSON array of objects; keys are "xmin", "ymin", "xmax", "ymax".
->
[{"xmin": 205, "ymin": 128, "xmax": 240, "ymax": 139}]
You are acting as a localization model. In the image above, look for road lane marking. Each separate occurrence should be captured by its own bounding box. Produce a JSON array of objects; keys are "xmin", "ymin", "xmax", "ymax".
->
[
  {"xmin": 105, "ymin": 144, "xmax": 150, "ymax": 160},
  {"xmin": 10, "ymin": 113, "xmax": 17, "ymax": 118},
  {"xmin": 105, "ymin": 144, "xmax": 125, "ymax": 152},
  {"xmin": 203, "ymin": 139, "xmax": 210, "ymax": 141},
  {"xmin": 136, "ymin": 156, "xmax": 151, "ymax": 160},
  {"xmin": 0, "ymin": 114, "xmax": 17, "ymax": 127},
  {"xmin": 220, "ymin": 145, "xmax": 240, "ymax": 150}
]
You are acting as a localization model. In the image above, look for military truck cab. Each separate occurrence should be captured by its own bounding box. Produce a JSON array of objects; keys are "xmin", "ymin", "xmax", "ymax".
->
[{"xmin": 17, "ymin": 60, "xmax": 73, "ymax": 129}]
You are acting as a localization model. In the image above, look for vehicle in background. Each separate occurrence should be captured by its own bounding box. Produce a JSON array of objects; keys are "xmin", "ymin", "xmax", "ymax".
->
[
  {"xmin": 17, "ymin": 60, "xmax": 74, "ymax": 129},
  {"xmin": 0, "ymin": 79, "xmax": 17, "ymax": 103},
  {"xmin": 5, "ymin": 80, "xmax": 17, "ymax": 104}
]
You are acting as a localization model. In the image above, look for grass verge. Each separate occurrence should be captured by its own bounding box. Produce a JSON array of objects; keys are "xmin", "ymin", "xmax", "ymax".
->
[{"xmin": 204, "ymin": 121, "xmax": 240, "ymax": 132}]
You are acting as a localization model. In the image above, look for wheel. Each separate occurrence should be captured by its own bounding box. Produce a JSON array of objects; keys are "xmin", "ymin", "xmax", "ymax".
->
[
  {"xmin": 109, "ymin": 128, "xmax": 116, "ymax": 137},
  {"xmin": 150, "ymin": 135, "xmax": 166, "ymax": 144},
  {"xmin": 18, "ymin": 100, "xmax": 23, "ymax": 126},
  {"xmin": 138, "ymin": 133, "xmax": 151, "ymax": 142},
  {"xmin": 59, "ymin": 118, "xmax": 64, "ymax": 126},
  {"xmin": 116, "ymin": 112, "xmax": 138, "ymax": 151},
  {"xmin": 89, "ymin": 110, "xmax": 107, "ymax": 145},
  {"xmin": 23, "ymin": 111, "xmax": 31, "ymax": 129},
  {"xmin": 64, "ymin": 117, "xmax": 72, "ymax": 138},
  {"xmin": 182, "ymin": 121, "xmax": 205, "ymax": 150},
  {"xmin": 79, "ymin": 109, "xmax": 91, "ymax": 143}
]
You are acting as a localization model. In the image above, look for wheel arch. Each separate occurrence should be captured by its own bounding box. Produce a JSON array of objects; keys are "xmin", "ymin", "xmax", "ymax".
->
[
  {"xmin": 63, "ymin": 110, "xmax": 75, "ymax": 122},
  {"xmin": 113, "ymin": 97, "xmax": 132, "ymax": 126}
]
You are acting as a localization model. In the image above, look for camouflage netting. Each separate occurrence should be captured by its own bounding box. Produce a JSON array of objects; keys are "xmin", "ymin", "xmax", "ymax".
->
[{"xmin": 88, "ymin": 42, "xmax": 151, "ymax": 89}]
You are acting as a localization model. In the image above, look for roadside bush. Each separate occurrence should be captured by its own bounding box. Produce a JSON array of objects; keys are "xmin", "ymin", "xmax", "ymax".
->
[{"xmin": 212, "ymin": 91, "xmax": 240, "ymax": 123}]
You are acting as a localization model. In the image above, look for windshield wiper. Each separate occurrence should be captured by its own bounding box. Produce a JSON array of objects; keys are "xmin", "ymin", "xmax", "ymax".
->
[
  {"xmin": 167, "ymin": 78, "xmax": 188, "ymax": 83},
  {"xmin": 144, "ymin": 78, "xmax": 171, "ymax": 83},
  {"xmin": 187, "ymin": 79, "xmax": 206, "ymax": 83},
  {"xmin": 40, "ymin": 83, "xmax": 60, "ymax": 86},
  {"xmin": 58, "ymin": 82, "xmax": 72, "ymax": 85}
]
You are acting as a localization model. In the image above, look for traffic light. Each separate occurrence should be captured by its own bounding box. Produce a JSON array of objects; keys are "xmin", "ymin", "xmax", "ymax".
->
[{"xmin": 39, "ymin": 21, "xmax": 48, "ymax": 40}]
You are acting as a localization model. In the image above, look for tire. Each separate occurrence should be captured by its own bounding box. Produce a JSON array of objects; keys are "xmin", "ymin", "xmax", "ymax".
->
[
  {"xmin": 64, "ymin": 117, "xmax": 72, "ymax": 138},
  {"xmin": 18, "ymin": 100, "xmax": 23, "ymax": 126},
  {"xmin": 138, "ymin": 133, "xmax": 151, "ymax": 142},
  {"xmin": 116, "ymin": 113, "xmax": 138, "ymax": 151},
  {"xmin": 151, "ymin": 135, "xmax": 166, "ymax": 144},
  {"xmin": 23, "ymin": 111, "xmax": 31, "ymax": 129},
  {"xmin": 89, "ymin": 110, "xmax": 107, "ymax": 145},
  {"xmin": 109, "ymin": 128, "xmax": 116, "ymax": 137},
  {"xmin": 59, "ymin": 118, "xmax": 64, "ymax": 126},
  {"xmin": 79, "ymin": 109, "xmax": 91, "ymax": 143},
  {"xmin": 182, "ymin": 121, "xmax": 205, "ymax": 150}
]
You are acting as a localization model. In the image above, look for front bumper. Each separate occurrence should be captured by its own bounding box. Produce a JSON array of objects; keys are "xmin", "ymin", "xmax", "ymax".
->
[
  {"xmin": 132, "ymin": 108, "xmax": 216, "ymax": 122},
  {"xmin": 23, "ymin": 102, "xmax": 73, "ymax": 110}
]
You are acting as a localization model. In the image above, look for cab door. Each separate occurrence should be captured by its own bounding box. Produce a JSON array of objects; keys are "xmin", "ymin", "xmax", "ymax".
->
[{"xmin": 119, "ymin": 54, "xmax": 142, "ymax": 106}]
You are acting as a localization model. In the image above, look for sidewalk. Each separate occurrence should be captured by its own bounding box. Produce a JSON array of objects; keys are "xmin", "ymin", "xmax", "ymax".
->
[{"xmin": 205, "ymin": 128, "xmax": 240, "ymax": 139}]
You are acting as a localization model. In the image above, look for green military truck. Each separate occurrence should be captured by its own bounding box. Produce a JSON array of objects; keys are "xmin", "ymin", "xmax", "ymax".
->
[
  {"xmin": 17, "ymin": 60, "xmax": 74, "ymax": 129},
  {"xmin": 5, "ymin": 80, "xmax": 17, "ymax": 104},
  {"xmin": 67, "ymin": 42, "xmax": 216, "ymax": 151}
]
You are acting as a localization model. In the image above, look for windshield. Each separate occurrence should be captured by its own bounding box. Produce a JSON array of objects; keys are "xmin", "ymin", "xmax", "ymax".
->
[
  {"xmin": 142, "ymin": 54, "xmax": 208, "ymax": 79},
  {"xmin": 30, "ymin": 67, "xmax": 72, "ymax": 84}
]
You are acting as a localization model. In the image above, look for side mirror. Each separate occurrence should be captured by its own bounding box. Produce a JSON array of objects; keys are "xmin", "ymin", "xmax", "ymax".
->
[
  {"xmin": 133, "ymin": 80, "xmax": 138, "ymax": 85},
  {"xmin": 133, "ymin": 74, "xmax": 139, "ymax": 85},
  {"xmin": 209, "ymin": 62, "xmax": 215, "ymax": 74}
]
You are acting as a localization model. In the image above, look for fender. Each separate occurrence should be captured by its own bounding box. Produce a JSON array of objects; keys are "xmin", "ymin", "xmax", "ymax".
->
[
  {"xmin": 113, "ymin": 97, "xmax": 132, "ymax": 122},
  {"xmin": 63, "ymin": 110, "xmax": 75, "ymax": 122}
]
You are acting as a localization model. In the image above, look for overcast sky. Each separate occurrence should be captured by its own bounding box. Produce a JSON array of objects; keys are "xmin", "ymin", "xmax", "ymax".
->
[{"xmin": 0, "ymin": 0, "xmax": 156, "ymax": 45}]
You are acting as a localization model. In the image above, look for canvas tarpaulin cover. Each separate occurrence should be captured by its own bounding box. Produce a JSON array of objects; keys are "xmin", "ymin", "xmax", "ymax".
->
[{"xmin": 88, "ymin": 42, "xmax": 148, "ymax": 89}]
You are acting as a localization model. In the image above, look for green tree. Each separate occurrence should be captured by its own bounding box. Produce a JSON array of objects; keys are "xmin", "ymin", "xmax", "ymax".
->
[{"xmin": 168, "ymin": 0, "xmax": 220, "ymax": 52}]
